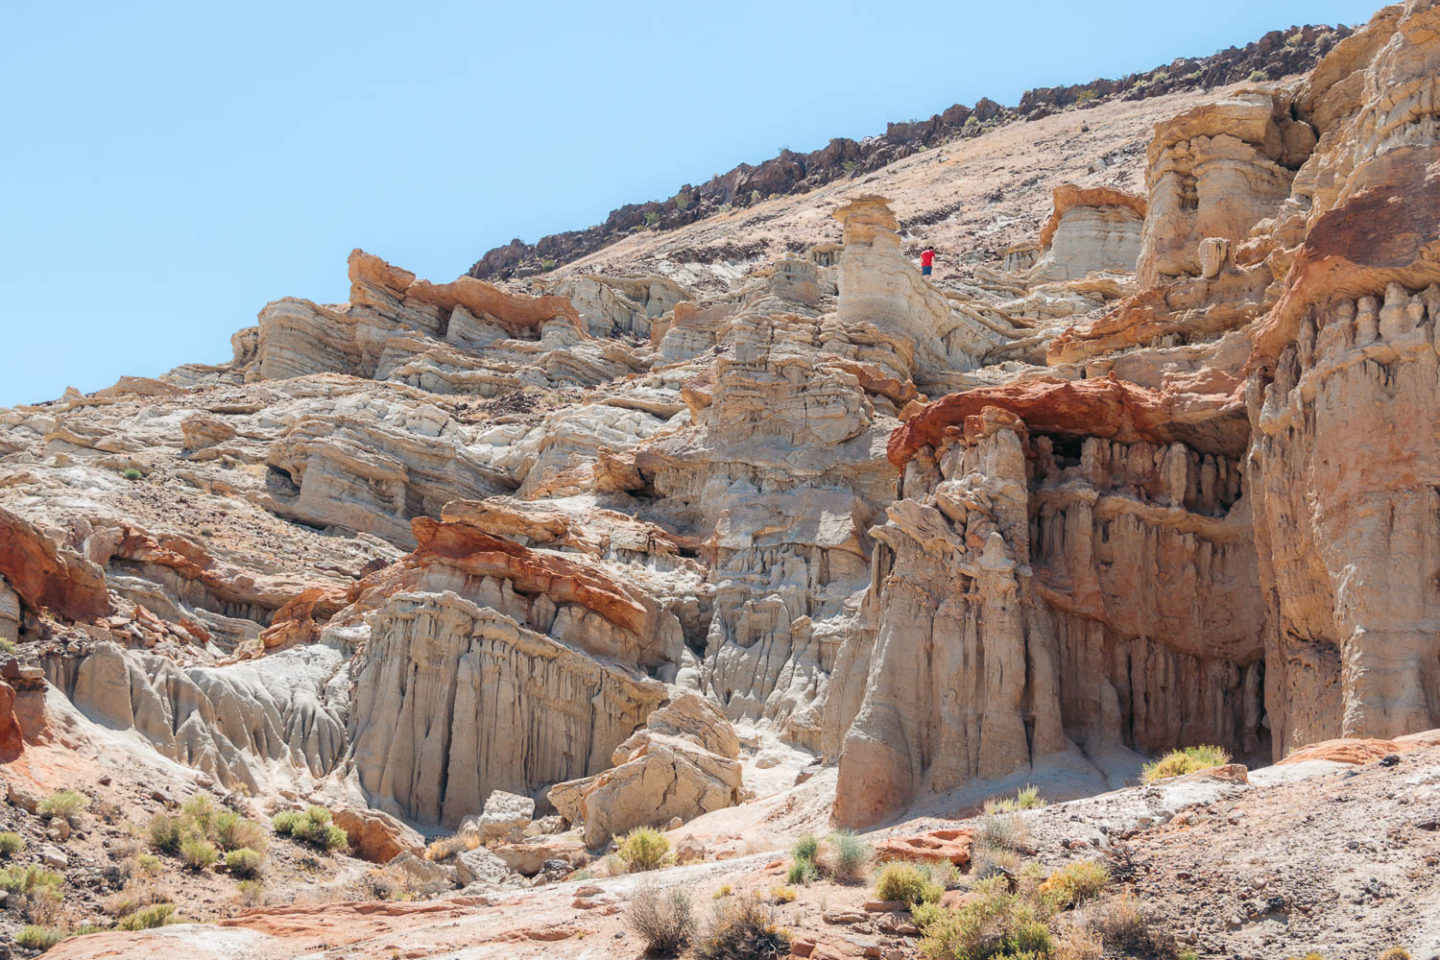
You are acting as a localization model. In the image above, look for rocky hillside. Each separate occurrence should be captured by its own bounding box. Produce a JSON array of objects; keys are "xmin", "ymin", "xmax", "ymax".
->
[
  {"xmin": 469, "ymin": 24, "xmax": 1348, "ymax": 281},
  {"xmin": 2, "ymin": 1, "xmax": 1440, "ymax": 956}
]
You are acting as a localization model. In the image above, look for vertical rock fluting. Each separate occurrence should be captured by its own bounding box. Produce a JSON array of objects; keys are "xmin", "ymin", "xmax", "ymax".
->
[
  {"xmin": 1246, "ymin": 0, "xmax": 1440, "ymax": 751},
  {"xmin": 832, "ymin": 402, "xmax": 1267, "ymax": 826},
  {"xmin": 349, "ymin": 591, "xmax": 667, "ymax": 828}
]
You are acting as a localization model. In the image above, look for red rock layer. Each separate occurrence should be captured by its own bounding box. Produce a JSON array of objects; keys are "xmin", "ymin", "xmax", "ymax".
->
[{"xmin": 0, "ymin": 507, "xmax": 110, "ymax": 622}]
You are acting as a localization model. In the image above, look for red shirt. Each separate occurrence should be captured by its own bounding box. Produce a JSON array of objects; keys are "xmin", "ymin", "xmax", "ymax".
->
[{"xmin": 921, "ymin": 250, "xmax": 935, "ymax": 267}]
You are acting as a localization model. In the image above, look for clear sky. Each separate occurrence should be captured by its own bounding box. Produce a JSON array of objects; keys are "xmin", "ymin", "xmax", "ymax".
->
[{"xmin": 1, "ymin": 0, "xmax": 1380, "ymax": 406}]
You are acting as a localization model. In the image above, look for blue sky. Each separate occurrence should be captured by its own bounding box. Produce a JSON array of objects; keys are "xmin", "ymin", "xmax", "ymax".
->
[{"xmin": 1, "ymin": 1, "xmax": 1379, "ymax": 406}]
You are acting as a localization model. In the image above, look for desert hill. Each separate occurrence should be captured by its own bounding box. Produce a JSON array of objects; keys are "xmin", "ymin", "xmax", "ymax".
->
[{"xmin": 1, "ymin": 3, "xmax": 1439, "ymax": 958}]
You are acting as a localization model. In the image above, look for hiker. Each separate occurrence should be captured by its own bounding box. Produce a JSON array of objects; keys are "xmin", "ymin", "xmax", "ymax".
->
[{"xmin": 920, "ymin": 247, "xmax": 935, "ymax": 277}]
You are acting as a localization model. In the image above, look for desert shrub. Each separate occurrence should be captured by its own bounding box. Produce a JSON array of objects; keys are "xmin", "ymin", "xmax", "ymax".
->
[
  {"xmin": 38, "ymin": 789, "xmax": 88, "ymax": 821},
  {"xmin": 1054, "ymin": 924, "xmax": 1105, "ymax": 960},
  {"xmin": 1379, "ymin": 951, "xmax": 1413, "ymax": 960},
  {"xmin": 821, "ymin": 830, "xmax": 872, "ymax": 884},
  {"xmin": 976, "ymin": 814, "xmax": 1029, "ymax": 853},
  {"xmin": 786, "ymin": 858, "xmax": 818, "ymax": 885},
  {"xmin": 273, "ymin": 806, "xmax": 346, "ymax": 851},
  {"xmin": 874, "ymin": 861, "xmax": 944, "ymax": 906},
  {"xmin": 225, "ymin": 847, "xmax": 263, "ymax": 879},
  {"xmin": 148, "ymin": 813, "xmax": 185, "ymax": 854},
  {"xmin": 971, "ymin": 844, "xmax": 1021, "ymax": 881},
  {"xmin": 617, "ymin": 826, "xmax": 670, "ymax": 873},
  {"xmin": 180, "ymin": 794, "xmax": 217, "ymax": 831},
  {"xmin": 425, "ymin": 834, "xmax": 472, "ymax": 861},
  {"xmin": 0, "ymin": 637, "xmax": 14, "ymax": 654},
  {"xmin": 983, "ymin": 786, "xmax": 1046, "ymax": 815},
  {"xmin": 914, "ymin": 876, "xmax": 1053, "ymax": 960},
  {"xmin": 213, "ymin": 811, "xmax": 267, "ymax": 852},
  {"xmin": 1141, "ymin": 745, "xmax": 1230, "ymax": 783},
  {"xmin": 237, "ymin": 879, "xmax": 264, "ymax": 907},
  {"xmin": 122, "ymin": 468, "xmax": 143, "ymax": 481},
  {"xmin": 0, "ymin": 864, "xmax": 62, "ymax": 894},
  {"xmin": 1041, "ymin": 861, "xmax": 1109, "ymax": 909},
  {"xmin": 1087, "ymin": 893, "xmax": 1172, "ymax": 954},
  {"xmin": 118, "ymin": 902, "xmax": 177, "ymax": 931},
  {"xmin": 0, "ymin": 831, "xmax": 23, "ymax": 857},
  {"xmin": 626, "ymin": 883, "xmax": 694, "ymax": 955},
  {"xmin": 271, "ymin": 810, "xmax": 302, "ymax": 835},
  {"xmin": 791, "ymin": 833, "xmax": 820, "ymax": 862},
  {"xmin": 771, "ymin": 886, "xmax": 797, "ymax": 904},
  {"xmin": 135, "ymin": 854, "xmax": 161, "ymax": 876},
  {"xmin": 16, "ymin": 926, "xmax": 64, "ymax": 950},
  {"xmin": 695, "ymin": 894, "xmax": 790, "ymax": 960},
  {"xmin": 180, "ymin": 835, "xmax": 219, "ymax": 871},
  {"xmin": 713, "ymin": 884, "xmax": 732, "ymax": 900}
]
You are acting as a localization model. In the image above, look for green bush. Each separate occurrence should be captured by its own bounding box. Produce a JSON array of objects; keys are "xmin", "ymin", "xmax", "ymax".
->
[
  {"xmin": 791, "ymin": 833, "xmax": 819, "ymax": 862},
  {"xmin": 38, "ymin": 789, "xmax": 89, "ymax": 821},
  {"xmin": 16, "ymin": 926, "xmax": 64, "ymax": 950},
  {"xmin": 874, "ymin": 861, "xmax": 943, "ymax": 906},
  {"xmin": 0, "ymin": 637, "xmax": 14, "ymax": 655},
  {"xmin": 822, "ymin": 830, "xmax": 872, "ymax": 884},
  {"xmin": 273, "ymin": 807, "xmax": 346, "ymax": 851},
  {"xmin": 976, "ymin": 814, "xmax": 1028, "ymax": 853},
  {"xmin": 225, "ymin": 847, "xmax": 263, "ymax": 879},
  {"xmin": 1141, "ymin": 745, "xmax": 1231, "ymax": 783},
  {"xmin": 135, "ymin": 853, "xmax": 161, "ymax": 876},
  {"xmin": 180, "ymin": 835, "xmax": 219, "ymax": 871},
  {"xmin": 0, "ymin": 831, "xmax": 23, "ymax": 857},
  {"xmin": 786, "ymin": 857, "xmax": 819, "ymax": 885},
  {"xmin": 617, "ymin": 826, "xmax": 669, "ymax": 873},
  {"xmin": 1041, "ymin": 860, "xmax": 1108, "ymax": 908},
  {"xmin": 914, "ymin": 876, "xmax": 1053, "ymax": 960},
  {"xmin": 122, "ymin": 468, "xmax": 144, "ymax": 481},
  {"xmin": 695, "ymin": 894, "xmax": 790, "ymax": 960},
  {"xmin": 149, "ymin": 813, "xmax": 184, "ymax": 854},
  {"xmin": 180, "ymin": 794, "xmax": 217, "ymax": 832},
  {"xmin": 118, "ymin": 903, "xmax": 177, "ymax": 931},
  {"xmin": 0, "ymin": 863, "xmax": 63, "ymax": 894}
]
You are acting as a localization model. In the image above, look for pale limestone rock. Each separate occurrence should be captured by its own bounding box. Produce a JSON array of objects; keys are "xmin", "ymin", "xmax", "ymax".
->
[
  {"xmin": 548, "ymin": 693, "xmax": 744, "ymax": 847},
  {"xmin": 1031, "ymin": 185, "xmax": 1147, "ymax": 282},
  {"xmin": 454, "ymin": 845, "xmax": 511, "ymax": 886},
  {"xmin": 0, "ymin": 577, "xmax": 18, "ymax": 646},
  {"xmin": 350, "ymin": 591, "xmax": 666, "ymax": 829},
  {"xmin": 458, "ymin": 790, "xmax": 534, "ymax": 845}
]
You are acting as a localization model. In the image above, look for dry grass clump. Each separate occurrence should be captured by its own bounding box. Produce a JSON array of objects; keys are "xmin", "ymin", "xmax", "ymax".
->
[
  {"xmin": 694, "ymin": 893, "xmax": 791, "ymax": 960},
  {"xmin": 982, "ymin": 785, "xmax": 1046, "ymax": 815},
  {"xmin": 180, "ymin": 835, "xmax": 219, "ymax": 871},
  {"xmin": 626, "ymin": 883, "xmax": 694, "ymax": 956},
  {"xmin": 1378, "ymin": 950, "xmax": 1412, "ymax": 960},
  {"xmin": 117, "ymin": 902, "xmax": 177, "ymax": 931},
  {"xmin": 0, "ymin": 831, "xmax": 23, "ymax": 858},
  {"xmin": 1141, "ymin": 745, "xmax": 1230, "ymax": 783},
  {"xmin": 617, "ymin": 826, "xmax": 670, "ymax": 873},
  {"xmin": 1079, "ymin": 892, "xmax": 1173, "ymax": 955},
  {"xmin": 16, "ymin": 926, "xmax": 65, "ymax": 950},
  {"xmin": 817, "ymin": 830, "xmax": 872, "ymax": 884},
  {"xmin": 424, "ymin": 832, "xmax": 481, "ymax": 861}
]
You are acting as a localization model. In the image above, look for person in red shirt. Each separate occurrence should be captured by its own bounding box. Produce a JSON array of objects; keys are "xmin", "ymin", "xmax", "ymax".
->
[{"xmin": 920, "ymin": 247, "xmax": 935, "ymax": 276}]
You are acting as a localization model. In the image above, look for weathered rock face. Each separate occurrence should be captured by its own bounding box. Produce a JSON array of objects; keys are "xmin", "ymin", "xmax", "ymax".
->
[
  {"xmin": 548, "ymin": 693, "xmax": 744, "ymax": 846},
  {"xmin": 350, "ymin": 591, "xmax": 666, "ymax": 828},
  {"xmin": 1031, "ymin": 185, "xmax": 1147, "ymax": 282},
  {"xmin": 831, "ymin": 398, "xmax": 1267, "ymax": 825},
  {"xmin": 1136, "ymin": 91, "xmax": 1310, "ymax": 287},
  {"xmin": 0, "ymin": 507, "xmax": 111, "ymax": 623},
  {"xmin": 1245, "ymin": 0, "xmax": 1440, "ymax": 753}
]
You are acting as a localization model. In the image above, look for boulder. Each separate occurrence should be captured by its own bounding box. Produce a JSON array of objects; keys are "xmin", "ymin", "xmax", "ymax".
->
[
  {"xmin": 332, "ymin": 808, "xmax": 425, "ymax": 865},
  {"xmin": 459, "ymin": 790, "xmax": 534, "ymax": 845},
  {"xmin": 0, "ymin": 507, "xmax": 111, "ymax": 622},
  {"xmin": 454, "ymin": 846, "xmax": 511, "ymax": 887},
  {"xmin": 873, "ymin": 829, "xmax": 975, "ymax": 866},
  {"xmin": 492, "ymin": 835, "xmax": 587, "ymax": 876},
  {"xmin": 548, "ymin": 694, "xmax": 745, "ymax": 847}
]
